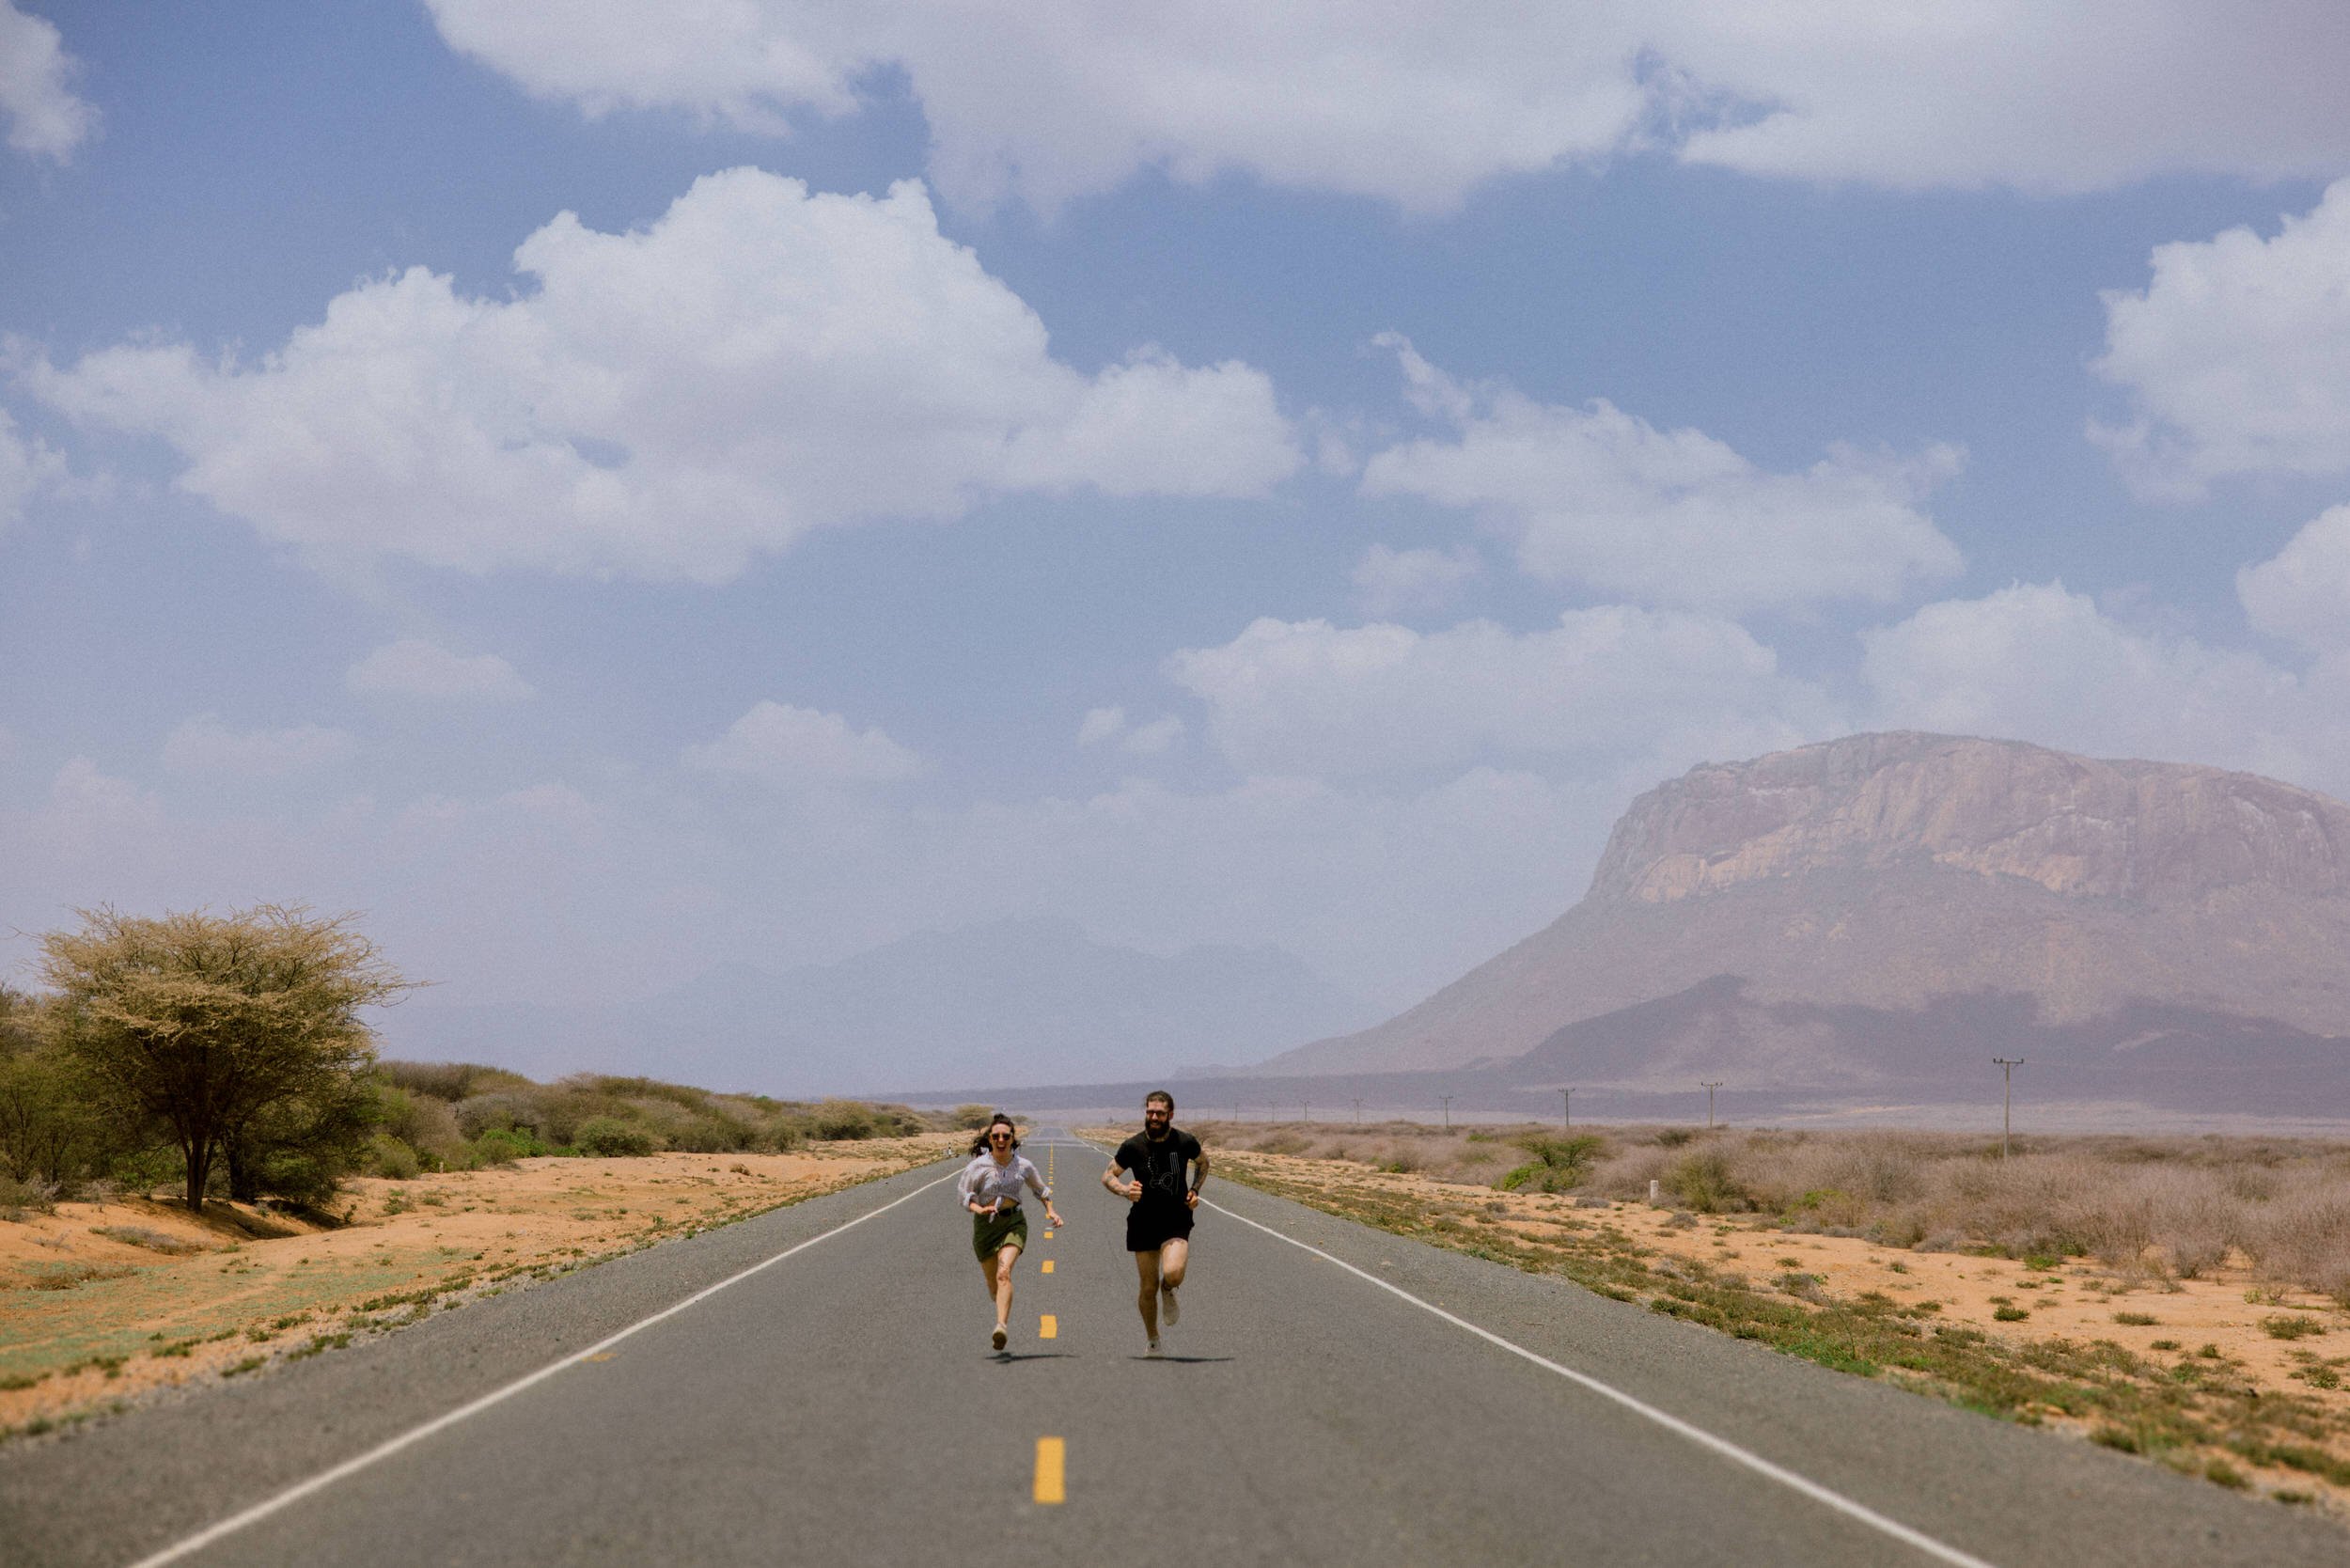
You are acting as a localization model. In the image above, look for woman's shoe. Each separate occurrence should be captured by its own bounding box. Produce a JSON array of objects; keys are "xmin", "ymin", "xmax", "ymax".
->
[{"xmin": 992, "ymin": 1325, "xmax": 1009, "ymax": 1352}]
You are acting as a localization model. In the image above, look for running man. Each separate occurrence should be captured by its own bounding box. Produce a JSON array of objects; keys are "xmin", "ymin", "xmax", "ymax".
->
[{"xmin": 1103, "ymin": 1090, "xmax": 1207, "ymax": 1356}]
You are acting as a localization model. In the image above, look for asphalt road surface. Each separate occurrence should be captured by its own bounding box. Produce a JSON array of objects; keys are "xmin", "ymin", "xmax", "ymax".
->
[{"xmin": 4, "ymin": 1126, "xmax": 2344, "ymax": 1566}]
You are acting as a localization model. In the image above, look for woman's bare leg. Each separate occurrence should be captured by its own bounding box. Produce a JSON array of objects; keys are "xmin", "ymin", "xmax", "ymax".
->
[
  {"xmin": 994, "ymin": 1243, "xmax": 1020, "ymax": 1330},
  {"xmin": 979, "ymin": 1254, "xmax": 998, "ymax": 1302}
]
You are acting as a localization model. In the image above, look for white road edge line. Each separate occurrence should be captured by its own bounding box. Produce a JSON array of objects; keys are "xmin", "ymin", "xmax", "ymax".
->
[
  {"xmin": 1205, "ymin": 1196, "xmax": 2001, "ymax": 1568},
  {"xmin": 125, "ymin": 1168, "xmax": 958, "ymax": 1568}
]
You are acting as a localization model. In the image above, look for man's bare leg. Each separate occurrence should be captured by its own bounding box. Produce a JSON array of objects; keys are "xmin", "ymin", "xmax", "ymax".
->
[
  {"xmin": 1157, "ymin": 1236, "xmax": 1188, "ymax": 1325},
  {"xmin": 1133, "ymin": 1248, "xmax": 1162, "ymax": 1341},
  {"xmin": 1158, "ymin": 1236, "xmax": 1189, "ymax": 1290}
]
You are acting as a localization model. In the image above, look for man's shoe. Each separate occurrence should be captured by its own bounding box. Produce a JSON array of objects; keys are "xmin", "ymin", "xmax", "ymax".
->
[
  {"xmin": 1160, "ymin": 1284, "xmax": 1180, "ymax": 1326},
  {"xmin": 992, "ymin": 1325, "xmax": 1009, "ymax": 1352}
]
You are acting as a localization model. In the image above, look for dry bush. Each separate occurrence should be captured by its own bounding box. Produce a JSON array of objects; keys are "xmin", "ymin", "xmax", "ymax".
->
[
  {"xmin": 1219, "ymin": 1116, "xmax": 2350, "ymax": 1303},
  {"xmin": 2244, "ymin": 1183, "xmax": 2350, "ymax": 1306},
  {"xmin": 380, "ymin": 1060, "xmax": 531, "ymax": 1101}
]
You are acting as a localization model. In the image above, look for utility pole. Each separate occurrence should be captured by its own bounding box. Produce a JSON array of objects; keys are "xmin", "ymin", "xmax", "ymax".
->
[
  {"xmin": 1301, "ymin": 1100, "xmax": 1308, "ymax": 1124},
  {"xmin": 1560, "ymin": 1088, "xmax": 1573, "ymax": 1130},
  {"xmin": 1993, "ymin": 1058, "xmax": 2025, "ymax": 1157},
  {"xmin": 1701, "ymin": 1081, "xmax": 1723, "ymax": 1130},
  {"xmin": 1233, "ymin": 1099, "xmax": 1241, "ymax": 1124},
  {"xmin": 1440, "ymin": 1094, "xmax": 1453, "ymax": 1131},
  {"xmin": 1351, "ymin": 1097, "xmax": 1363, "ymax": 1125}
]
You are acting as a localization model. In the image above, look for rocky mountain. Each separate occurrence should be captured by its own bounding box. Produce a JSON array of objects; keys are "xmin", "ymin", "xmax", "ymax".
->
[
  {"xmin": 1259, "ymin": 732, "xmax": 2350, "ymax": 1096},
  {"xmin": 381, "ymin": 917, "xmax": 1372, "ymax": 1097}
]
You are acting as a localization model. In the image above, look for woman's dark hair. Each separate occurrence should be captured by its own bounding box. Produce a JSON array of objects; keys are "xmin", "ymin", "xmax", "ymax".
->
[{"xmin": 969, "ymin": 1112, "xmax": 1020, "ymax": 1156}]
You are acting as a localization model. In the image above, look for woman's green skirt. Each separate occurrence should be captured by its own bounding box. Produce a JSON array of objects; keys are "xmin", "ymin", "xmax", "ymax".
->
[{"xmin": 972, "ymin": 1204, "xmax": 1029, "ymax": 1262}]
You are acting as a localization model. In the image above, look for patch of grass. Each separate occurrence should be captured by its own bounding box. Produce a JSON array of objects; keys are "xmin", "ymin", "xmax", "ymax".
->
[
  {"xmin": 221, "ymin": 1356, "xmax": 267, "ymax": 1378},
  {"xmin": 23, "ymin": 1262, "xmax": 135, "ymax": 1291},
  {"xmin": 2112, "ymin": 1311, "xmax": 2159, "ymax": 1326},
  {"xmin": 1994, "ymin": 1305, "xmax": 2029, "ymax": 1322},
  {"xmin": 90, "ymin": 1225, "xmax": 204, "ymax": 1255},
  {"xmin": 2262, "ymin": 1314, "xmax": 2327, "ymax": 1341}
]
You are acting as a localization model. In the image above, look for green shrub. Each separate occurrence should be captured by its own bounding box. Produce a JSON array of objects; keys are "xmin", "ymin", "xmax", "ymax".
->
[
  {"xmin": 2262, "ymin": 1314, "xmax": 2326, "ymax": 1341},
  {"xmin": 574, "ymin": 1118, "xmax": 656, "ymax": 1157},
  {"xmin": 953, "ymin": 1105, "xmax": 995, "ymax": 1130},
  {"xmin": 473, "ymin": 1128, "xmax": 544, "ymax": 1166},
  {"xmin": 812, "ymin": 1101, "xmax": 877, "ymax": 1140},
  {"xmin": 1666, "ymin": 1150, "xmax": 1750, "ymax": 1214},
  {"xmin": 366, "ymin": 1133, "xmax": 420, "ymax": 1181},
  {"xmin": 1498, "ymin": 1133, "xmax": 1605, "ymax": 1193}
]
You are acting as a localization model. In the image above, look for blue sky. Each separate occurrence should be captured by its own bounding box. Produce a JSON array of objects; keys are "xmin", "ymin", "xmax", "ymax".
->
[{"xmin": 8, "ymin": 3, "xmax": 2350, "ymax": 1047}]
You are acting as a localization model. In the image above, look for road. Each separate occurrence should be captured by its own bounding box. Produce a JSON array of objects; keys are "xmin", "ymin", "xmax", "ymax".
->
[{"xmin": 3, "ymin": 1126, "xmax": 2342, "ymax": 1566}]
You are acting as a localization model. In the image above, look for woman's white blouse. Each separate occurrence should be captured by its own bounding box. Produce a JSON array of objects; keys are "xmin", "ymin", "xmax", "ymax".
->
[{"xmin": 959, "ymin": 1152, "xmax": 1051, "ymax": 1210}]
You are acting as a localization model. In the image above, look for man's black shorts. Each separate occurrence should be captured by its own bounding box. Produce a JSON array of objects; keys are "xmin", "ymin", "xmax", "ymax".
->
[{"xmin": 1126, "ymin": 1203, "xmax": 1195, "ymax": 1254}]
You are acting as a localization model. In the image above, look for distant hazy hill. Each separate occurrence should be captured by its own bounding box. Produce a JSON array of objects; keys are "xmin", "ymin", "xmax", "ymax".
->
[
  {"xmin": 379, "ymin": 917, "xmax": 1371, "ymax": 1097},
  {"xmin": 1260, "ymin": 732, "xmax": 2350, "ymax": 1092}
]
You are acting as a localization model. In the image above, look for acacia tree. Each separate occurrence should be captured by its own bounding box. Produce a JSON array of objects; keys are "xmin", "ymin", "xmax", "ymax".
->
[
  {"xmin": 40, "ymin": 906, "xmax": 409, "ymax": 1211},
  {"xmin": 0, "ymin": 985, "xmax": 104, "ymax": 1186}
]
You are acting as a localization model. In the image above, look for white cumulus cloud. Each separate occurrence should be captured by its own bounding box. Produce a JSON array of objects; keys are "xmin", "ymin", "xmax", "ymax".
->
[
  {"xmin": 1121, "ymin": 716, "xmax": 1183, "ymax": 756},
  {"xmin": 1660, "ymin": 4, "xmax": 2350, "ymax": 195},
  {"xmin": 2092, "ymin": 180, "xmax": 2350, "ymax": 498},
  {"xmin": 0, "ymin": 408, "xmax": 64, "ymax": 528},
  {"xmin": 0, "ymin": 1, "xmax": 95, "ymax": 161},
  {"xmin": 426, "ymin": 0, "xmax": 1647, "ymax": 215},
  {"xmin": 1350, "ymin": 542, "xmax": 1480, "ymax": 619},
  {"xmin": 1859, "ymin": 582, "xmax": 2328, "ymax": 781},
  {"xmin": 30, "ymin": 170, "xmax": 1297, "ymax": 581},
  {"xmin": 161, "ymin": 715, "xmax": 356, "ymax": 778},
  {"xmin": 426, "ymin": 2, "xmax": 2350, "ymax": 212},
  {"xmin": 1075, "ymin": 706, "xmax": 1126, "ymax": 747},
  {"xmin": 684, "ymin": 700, "xmax": 925, "ymax": 788},
  {"xmin": 347, "ymin": 638, "xmax": 536, "ymax": 701},
  {"xmin": 1167, "ymin": 609, "xmax": 1841, "ymax": 783},
  {"xmin": 1358, "ymin": 338, "xmax": 1962, "ymax": 611},
  {"xmin": 2238, "ymin": 505, "xmax": 2350, "ymax": 655}
]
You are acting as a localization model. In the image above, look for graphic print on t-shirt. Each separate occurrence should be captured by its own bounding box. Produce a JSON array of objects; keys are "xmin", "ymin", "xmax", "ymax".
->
[{"xmin": 1119, "ymin": 1129, "xmax": 1199, "ymax": 1210}]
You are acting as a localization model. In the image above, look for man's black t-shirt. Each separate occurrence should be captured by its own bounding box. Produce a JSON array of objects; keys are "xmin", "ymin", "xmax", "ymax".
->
[{"xmin": 1116, "ymin": 1128, "xmax": 1200, "ymax": 1212}]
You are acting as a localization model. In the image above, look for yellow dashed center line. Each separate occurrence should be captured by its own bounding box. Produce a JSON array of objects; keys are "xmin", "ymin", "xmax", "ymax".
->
[
  {"xmin": 1041, "ymin": 1260, "xmax": 1054, "ymax": 1274},
  {"xmin": 1034, "ymin": 1436, "xmax": 1065, "ymax": 1504},
  {"xmin": 1039, "ymin": 1314, "xmax": 1058, "ymax": 1339}
]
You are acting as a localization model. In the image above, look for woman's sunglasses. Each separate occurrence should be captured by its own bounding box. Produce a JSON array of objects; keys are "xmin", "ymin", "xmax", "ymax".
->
[{"xmin": 988, "ymin": 1132, "xmax": 1012, "ymax": 1143}]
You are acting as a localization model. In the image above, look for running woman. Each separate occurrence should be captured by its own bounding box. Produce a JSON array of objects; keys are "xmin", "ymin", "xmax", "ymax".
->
[
  {"xmin": 960, "ymin": 1113, "xmax": 1062, "ymax": 1353},
  {"xmin": 1103, "ymin": 1090, "xmax": 1207, "ymax": 1356}
]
